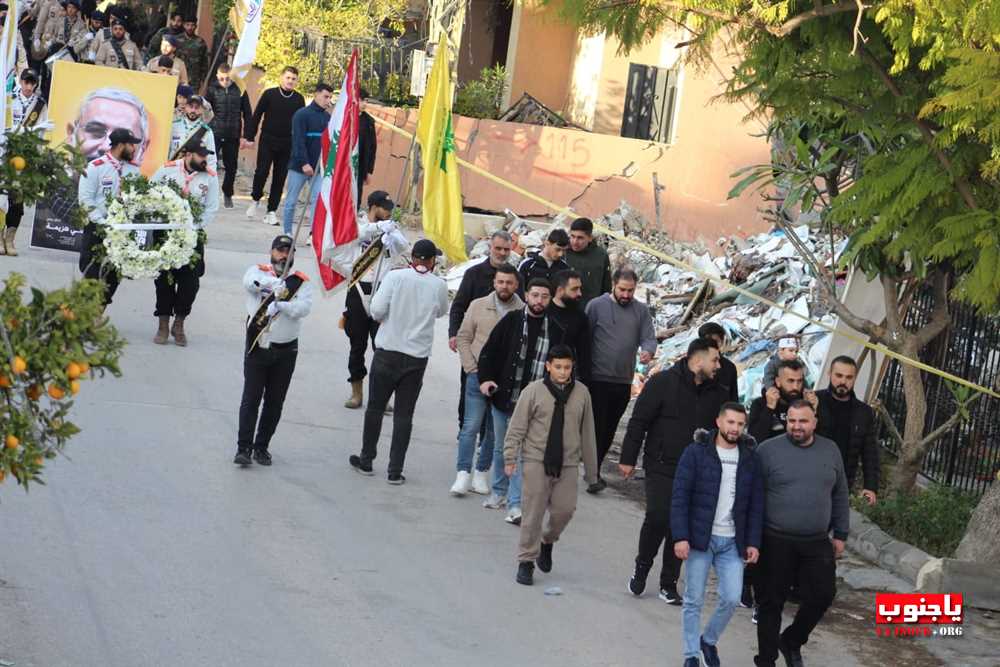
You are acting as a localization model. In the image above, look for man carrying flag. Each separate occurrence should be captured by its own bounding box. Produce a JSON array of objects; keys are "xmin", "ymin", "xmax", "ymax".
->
[{"xmin": 415, "ymin": 35, "xmax": 466, "ymax": 265}]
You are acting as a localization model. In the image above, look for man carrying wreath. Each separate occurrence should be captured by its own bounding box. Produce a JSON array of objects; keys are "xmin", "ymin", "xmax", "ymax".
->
[{"xmin": 150, "ymin": 140, "xmax": 220, "ymax": 346}]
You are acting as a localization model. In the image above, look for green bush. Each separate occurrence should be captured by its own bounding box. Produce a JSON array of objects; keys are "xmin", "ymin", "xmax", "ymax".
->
[
  {"xmin": 853, "ymin": 484, "xmax": 979, "ymax": 557},
  {"xmin": 454, "ymin": 64, "xmax": 508, "ymax": 120}
]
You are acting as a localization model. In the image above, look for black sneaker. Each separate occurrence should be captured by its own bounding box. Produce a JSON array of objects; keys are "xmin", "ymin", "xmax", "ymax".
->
[
  {"xmin": 252, "ymin": 449, "xmax": 272, "ymax": 466},
  {"xmin": 658, "ymin": 584, "xmax": 682, "ymax": 606},
  {"xmin": 516, "ymin": 561, "xmax": 534, "ymax": 586},
  {"xmin": 752, "ymin": 605, "xmax": 759, "ymax": 624},
  {"xmin": 627, "ymin": 562, "xmax": 650, "ymax": 596},
  {"xmin": 586, "ymin": 477, "xmax": 607, "ymax": 494},
  {"xmin": 536, "ymin": 542, "xmax": 553, "ymax": 573},
  {"xmin": 778, "ymin": 633, "xmax": 803, "ymax": 667},
  {"xmin": 740, "ymin": 582, "xmax": 754, "ymax": 608},
  {"xmin": 683, "ymin": 659, "xmax": 699, "ymax": 667},
  {"xmin": 349, "ymin": 455, "xmax": 374, "ymax": 476},
  {"xmin": 233, "ymin": 450, "xmax": 252, "ymax": 466},
  {"xmin": 224, "ymin": 196, "xmax": 234, "ymax": 209},
  {"xmin": 387, "ymin": 473, "xmax": 406, "ymax": 485},
  {"xmin": 700, "ymin": 636, "xmax": 721, "ymax": 667}
]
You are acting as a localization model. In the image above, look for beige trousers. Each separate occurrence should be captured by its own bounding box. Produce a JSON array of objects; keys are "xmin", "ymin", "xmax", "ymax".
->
[{"xmin": 517, "ymin": 461, "xmax": 579, "ymax": 562}]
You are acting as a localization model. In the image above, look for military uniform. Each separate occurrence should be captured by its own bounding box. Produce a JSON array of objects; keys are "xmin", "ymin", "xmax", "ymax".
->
[
  {"xmin": 90, "ymin": 25, "xmax": 133, "ymax": 64},
  {"xmin": 175, "ymin": 31, "xmax": 207, "ymax": 89},
  {"xmin": 94, "ymin": 34, "xmax": 141, "ymax": 69},
  {"xmin": 170, "ymin": 116, "xmax": 217, "ymax": 169},
  {"xmin": 32, "ymin": 0, "xmax": 63, "ymax": 47},
  {"xmin": 145, "ymin": 53, "xmax": 188, "ymax": 83},
  {"xmin": 39, "ymin": 10, "xmax": 86, "ymax": 56},
  {"xmin": 68, "ymin": 23, "xmax": 100, "ymax": 62},
  {"xmin": 236, "ymin": 248, "xmax": 314, "ymax": 464},
  {"xmin": 77, "ymin": 151, "xmax": 140, "ymax": 305}
]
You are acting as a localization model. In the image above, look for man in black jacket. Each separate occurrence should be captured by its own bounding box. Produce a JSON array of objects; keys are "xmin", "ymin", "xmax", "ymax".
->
[
  {"xmin": 547, "ymin": 269, "xmax": 591, "ymax": 385},
  {"xmin": 698, "ymin": 321, "xmax": 739, "ymax": 402},
  {"xmin": 357, "ymin": 90, "xmax": 377, "ymax": 202},
  {"xmin": 517, "ymin": 229, "xmax": 570, "ymax": 295},
  {"xmin": 205, "ymin": 63, "xmax": 252, "ymax": 208},
  {"xmin": 747, "ymin": 359, "xmax": 817, "ymax": 445},
  {"xmin": 619, "ymin": 337, "xmax": 727, "ymax": 605},
  {"xmin": 816, "ymin": 355, "xmax": 879, "ymax": 505},
  {"xmin": 448, "ymin": 230, "xmax": 513, "ymax": 425},
  {"xmin": 477, "ymin": 279, "xmax": 565, "ymax": 525}
]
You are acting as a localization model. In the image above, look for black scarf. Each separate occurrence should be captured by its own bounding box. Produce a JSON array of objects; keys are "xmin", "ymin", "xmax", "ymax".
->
[{"xmin": 542, "ymin": 376, "xmax": 574, "ymax": 477}]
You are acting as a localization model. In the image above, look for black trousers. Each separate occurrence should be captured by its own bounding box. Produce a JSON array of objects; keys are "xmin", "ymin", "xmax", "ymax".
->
[
  {"xmin": 360, "ymin": 349, "xmax": 428, "ymax": 476},
  {"xmin": 82, "ymin": 262, "xmax": 120, "ymax": 306},
  {"xmin": 755, "ymin": 533, "xmax": 837, "ymax": 665},
  {"xmin": 237, "ymin": 342, "xmax": 298, "ymax": 453},
  {"xmin": 635, "ymin": 464, "xmax": 683, "ymax": 588},
  {"xmin": 589, "ymin": 380, "xmax": 632, "ymax": 469},
  {"xmin": 344, "ymin": 283, "xmax": 379, "ymax": 383},
  {"xmin": 6, "ymin": 199, "xmax": 23, "ymax": 229},
  {"xmin": 154, "ymin": 266, "xmax": 199, "ymax": 317},
  {"xmin": 251, "ymin": 137, "xmax": 291, "ymax": 212},
  {"xmin": 215, "ymin": 135, "xmax": 240, "ymax": 197}
]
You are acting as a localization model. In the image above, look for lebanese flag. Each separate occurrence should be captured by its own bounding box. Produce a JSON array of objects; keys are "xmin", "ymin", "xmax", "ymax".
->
[{"xmin": 311, "ymin": 50, "xmax": 360, "ymax": 290}]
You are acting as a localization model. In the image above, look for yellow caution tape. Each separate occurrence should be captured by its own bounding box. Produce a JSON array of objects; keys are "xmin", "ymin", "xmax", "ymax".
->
[{"xmin": 372, "ymin": 114, "xmax": 1000, "ymax": 400}]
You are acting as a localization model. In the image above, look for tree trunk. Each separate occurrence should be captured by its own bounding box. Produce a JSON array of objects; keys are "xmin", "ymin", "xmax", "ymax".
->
[
  {"xmin": 892, "ymin": 339, "xmax": 930, "ymax": 493},
  {"xmin": 955, "ymin": 480, "xmax": 1000, "ymax": 564}
]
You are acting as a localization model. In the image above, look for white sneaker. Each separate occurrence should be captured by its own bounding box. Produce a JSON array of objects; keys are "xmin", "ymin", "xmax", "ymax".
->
[
  {"xmin": 450, "ymin": 471, "xmax": 471, "ymax": 496},
  {"xmin": 482, "ymin": 493, "xmax": 506, "ymax": 509},
  {"xmin": 470, "ymin": 470, "xmax": 490, "ymax": 495},
  {"xmin": 246, "ymin": 200, "xmax": 259, "ymax": 218},
  {"xmin": 505, "ymin": 507, "xmax": 522, "ymax": 525},
  {"xmin": 264, "ymin": 211, "xmax": 279, "ymax": 226}
]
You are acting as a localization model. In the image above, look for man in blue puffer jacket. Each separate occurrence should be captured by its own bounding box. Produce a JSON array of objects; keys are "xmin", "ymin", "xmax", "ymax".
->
[
  {"xmin": 281, "ymin": 83, "xmax": 333, "ymax": 234},
  {"xmin": 671, "ymin": 403, "xmax": 764, "ymax": 667}
]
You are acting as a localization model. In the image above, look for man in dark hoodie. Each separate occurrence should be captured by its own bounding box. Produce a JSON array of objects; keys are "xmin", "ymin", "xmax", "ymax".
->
[
  {"xmin": 747, "ymin": 359, "xmax": 817, "ymax": 445},
  {"xmin": 547, "ymin": 269, "xmax": 591, "ymax": 385},
  {"xmin": 672, "ymin": 402, "xmax": 763, "ymax": 667},
  {"xmin": 816, "ymin": 355, "xmax": 879, "ymax": 505},
  {"xmin": 565, "ymin": 217, "xmax": 611, "ymax": 307},
  {"xmin": 619, "ymin": 337, "xmax": 728, "ymax": 605},
  {"xmin": 281, "ymin": 82, "xmax": 332, "ymax": 234},
  {"xmin": 477, "ymin": 279, "xmax": 566, "ymax": 526}
]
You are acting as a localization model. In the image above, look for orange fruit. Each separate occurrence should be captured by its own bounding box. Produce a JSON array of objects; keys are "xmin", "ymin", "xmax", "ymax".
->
[
  {"xmin": 78, "ymin": 362, "xmax": 91, "ymax": 374},
  {"xmin": 4, "ymin": 434, "xmax": 18, "ymax": 450},
  {"xmin": 47, "ymin": 384, "xmax": 65, "ymax": 400},
  {"xmin": 0, "ymin": 469, "xmax": 5, "ymax": 483},
  {"xmin": 11, "ymin": 356, "xmax": 27, "ymax": 374},
  {"xmin": 0, "ymin": 374, "xmax": 10, "ymax": 388},
  {"xmin": 9, "ymin": 156, "xmax": 25, "ymax": 171},
  {"xmin": 33, "ymin": 456, "xmax": 43, "ymax": 466},
  {"xmin": 69, "ymin": 380, "xmax": 80, "ymax": 395},
  {"xmin": 26, "ymin": 384, "xmax": 41, "ymax": 400},
  {"xmin": 66, "ymin": 362, "xmax": 82, "ymax": 380},
  {"xmin": 60, "ymin": 305, "xmax": 76, "ymax": 321}
]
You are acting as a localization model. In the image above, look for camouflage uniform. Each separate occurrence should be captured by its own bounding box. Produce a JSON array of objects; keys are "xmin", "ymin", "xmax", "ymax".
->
[{"xmin": 175, "ymin": 32, "xmax": 208, "ymax": 90}]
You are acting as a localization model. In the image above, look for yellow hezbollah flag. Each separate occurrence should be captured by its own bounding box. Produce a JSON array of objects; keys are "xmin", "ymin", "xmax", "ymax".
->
[{"xmin": 415, "ymin": 36, "xmax": 466, "ymax": 263}]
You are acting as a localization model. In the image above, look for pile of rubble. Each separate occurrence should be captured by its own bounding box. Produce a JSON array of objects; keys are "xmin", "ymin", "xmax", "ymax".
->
[{"xmin": 445, "ymin": 202, "xmax": 845, "ymax": 402}]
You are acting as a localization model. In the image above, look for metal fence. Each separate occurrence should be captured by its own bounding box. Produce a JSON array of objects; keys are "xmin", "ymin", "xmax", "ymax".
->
[
  {"xmin": 294, "ymin": 31, "xmax": 422, "ymax": 104},
  {"xmin": 877, "ymin": 289, "xmax": 1000, "ymax": 496}
]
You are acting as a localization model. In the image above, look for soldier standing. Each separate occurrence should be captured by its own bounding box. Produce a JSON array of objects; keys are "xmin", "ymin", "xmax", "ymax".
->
[
  {"xmin": 176, "ymin": 14, "xmax": 207, "ymax": 89},
  {"xmin": 94, "ymin": 18, "xmax": 141, "ymax": 69},
  {"xmin": 149, "ymin": 141, "xmax": 220, "ymax": 346}
]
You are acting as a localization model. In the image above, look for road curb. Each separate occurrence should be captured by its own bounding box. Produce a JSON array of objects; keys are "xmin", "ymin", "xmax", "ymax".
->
[{"xmin": 846, "ymin": 508, "xmax": 933, "ymax": 585}]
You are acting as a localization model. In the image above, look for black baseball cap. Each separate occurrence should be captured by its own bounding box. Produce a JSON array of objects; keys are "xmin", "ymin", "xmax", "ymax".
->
[
  {"xmin": 108, "ymin": 128, "xmax": 141, "ymax": 146},
  {"xmin": 271, "ymin": 235, "xmax": 293, "ymax": 250},
  {"xmin": 181, "ymin": 140, "xmax": 214, "ymax": 156},
  {"xmin": 367, "ymin": 190, "xmax": 394, "ymax": 211},
  {"xmin": 412, "ymin": 239, "xmax": 442, "ymax": 259},
  {"xmin": 20, "ymin": 68, "xmax": 39, "ymax": 84}
]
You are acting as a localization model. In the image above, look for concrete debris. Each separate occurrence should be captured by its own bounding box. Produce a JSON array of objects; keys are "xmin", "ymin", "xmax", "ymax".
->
[{"xmin": 448, "ymin": 200, "xmax": 842, "ymax": 403}]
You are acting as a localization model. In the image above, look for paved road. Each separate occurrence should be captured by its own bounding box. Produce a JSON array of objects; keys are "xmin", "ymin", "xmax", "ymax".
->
[{"xmin": 0, "ymin": 200, "xmax": 869, "ymax": 667}]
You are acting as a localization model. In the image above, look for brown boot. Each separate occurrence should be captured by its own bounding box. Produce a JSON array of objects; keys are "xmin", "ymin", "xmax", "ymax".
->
[
  {"xmin": 153, "ymin": 316, "xmax": 170, "ymax": 344},
  {"xmin": 0, "ymin": 228, "xmax": 7, "ymax": 255},
  {"xmin": 3, "ymin": 228, "xmax": 16, "ymax": 256},
  {"xmin": 171, "ymin": 316, "xmax": 188, "ymax": 347},
  {"xmin": 344, "ymin": 380, "xmax": 363, "ymax": 409}
]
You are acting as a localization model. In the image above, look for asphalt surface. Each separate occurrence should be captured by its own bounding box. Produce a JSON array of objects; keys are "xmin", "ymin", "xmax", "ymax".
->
[{"xmin": 0, "ymin": 197, "xmax": 904, "ymax": 667}]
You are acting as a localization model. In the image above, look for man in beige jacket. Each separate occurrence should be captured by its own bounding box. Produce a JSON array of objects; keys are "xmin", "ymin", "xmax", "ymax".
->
[
  {"xmin": 451, "ymin": 264, "xmax": 523, "ymax": 497},
  {"xmin": 504, "ymin": 344, "xmax": 598, "ymax": 586}
]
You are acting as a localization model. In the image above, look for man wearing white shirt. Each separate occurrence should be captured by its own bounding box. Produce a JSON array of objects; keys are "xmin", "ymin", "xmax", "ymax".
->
[
  {"xmin": 149, "ymin": 141, "xmax": 220, "ymax": 346},
  {"xmin": 350, "ymin": 239, "xmax": 449, "ymax": 484},
  {"xmin": 235, "ymin": 235, "xmax": 313, "ymax": 467}
]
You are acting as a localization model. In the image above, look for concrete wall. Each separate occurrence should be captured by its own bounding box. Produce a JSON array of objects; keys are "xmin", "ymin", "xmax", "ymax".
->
[
  {"xmin": 367, "ymin": 102, "xmax": 770, "ymax": 247},
  {"xmin": 504, "ymin": 0, "xmax": 576, "ymax": 113}
]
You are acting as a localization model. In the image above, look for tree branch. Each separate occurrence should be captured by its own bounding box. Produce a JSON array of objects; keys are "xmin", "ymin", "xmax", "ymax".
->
[
  {"xmin": 918, "ymin": 394, "xmax": 982, "ymax": 447},
  {"xmin": 874, "ymin": 400, "xmax": 904, "ymax": 447},
  {"xmin": 914, "ymin": 271, "xmax": 951, "ymax": 348}
]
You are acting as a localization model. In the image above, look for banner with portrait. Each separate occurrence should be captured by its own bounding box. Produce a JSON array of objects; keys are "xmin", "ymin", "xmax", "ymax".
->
[{"xmin": 30, "ymin": 61, "xmax": 176, "ymax": 252}]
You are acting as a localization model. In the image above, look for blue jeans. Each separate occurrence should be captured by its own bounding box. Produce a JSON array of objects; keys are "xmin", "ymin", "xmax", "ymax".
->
[
  {"xmin": 490, "ymin": 406, "xmax": 521, "ymax": 509},
  {"xmin": 282, "ymin": 168, "xmax": 322, "ymax": 234},
  {"xmin": 456, "ymin": 372, "xmax": 494, "ymax": 473},
  {"xmin": 682, "ymin": 535, "xmax": 744, "ymax": 659}
]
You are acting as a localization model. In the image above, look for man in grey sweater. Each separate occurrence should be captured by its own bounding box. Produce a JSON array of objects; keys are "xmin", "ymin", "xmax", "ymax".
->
[
  {"xmin": 584, "ymin": 268, "xmax": 657, "ymax": 492},
  {"xmin": 754, "ymin": 400, "xmax": 849, "ymax": 667}
]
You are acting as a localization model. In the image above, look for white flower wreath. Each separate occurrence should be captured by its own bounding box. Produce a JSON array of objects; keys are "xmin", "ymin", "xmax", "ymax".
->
[{"xmin": 101, "ymin": 184, "xmax": 199, "ymax": 280}]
